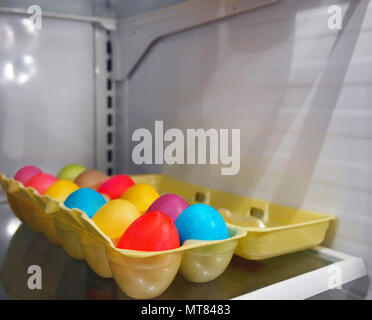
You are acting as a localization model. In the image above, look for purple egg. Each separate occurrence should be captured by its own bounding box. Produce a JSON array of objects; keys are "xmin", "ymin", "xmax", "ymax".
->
[
  {"xmin": 14, "ymin": 165, "xmax": 42, "ymax": 185},
  {"xmin": 147, "ymin": 194, "xmax": 189, "ymax": 222}
]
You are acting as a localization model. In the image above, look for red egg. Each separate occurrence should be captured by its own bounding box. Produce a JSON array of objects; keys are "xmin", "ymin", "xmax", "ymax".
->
[
  {"xmin": 97, "ymin": 174, "xmax": 135, "ymax": 200},
  {"xmin": 117, "ymin": 211, "xmax": 180, "ymax": 251},
  {"xmin": 25, "ymin": 173, "xmax": 57, "ymax": 194}
]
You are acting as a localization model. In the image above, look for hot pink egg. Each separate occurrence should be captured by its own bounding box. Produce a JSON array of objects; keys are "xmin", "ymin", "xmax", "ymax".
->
[
  {"xmin": 14, "ymin": 165, "xmax": 42, "ymax": 185},
  {"xmin": 25, "ymin": 173, "xmax": 57, "ymax": 194}
]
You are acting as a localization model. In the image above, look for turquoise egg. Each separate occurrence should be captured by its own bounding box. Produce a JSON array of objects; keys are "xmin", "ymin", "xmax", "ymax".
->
[
  {"xmin": 175, "ymin": 203, "xmax": 229, "ymax": 244},
  {"xmin": 64, "ymin": 188, "xmax": 107, "ymax": 218}
]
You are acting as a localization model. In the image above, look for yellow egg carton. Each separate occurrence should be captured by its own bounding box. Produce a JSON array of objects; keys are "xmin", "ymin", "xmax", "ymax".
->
[
  {"xmin": 0, "ymin": 172, "xmax": 246, "ymax": 299},
  {"xmin": 132, "ymin": 174, "xmax": 336, "ymax": 260}
]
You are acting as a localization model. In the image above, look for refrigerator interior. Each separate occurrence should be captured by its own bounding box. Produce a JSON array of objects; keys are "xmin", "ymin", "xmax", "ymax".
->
[{"xmin": 0, "ymin": 0, "xmax": 371, "ymax": 299}]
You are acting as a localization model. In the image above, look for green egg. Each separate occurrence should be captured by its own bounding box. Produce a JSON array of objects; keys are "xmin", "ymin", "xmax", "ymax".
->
[{"xmin": 57, "ymin": 164, "xmax": 86, "ymax": 181}]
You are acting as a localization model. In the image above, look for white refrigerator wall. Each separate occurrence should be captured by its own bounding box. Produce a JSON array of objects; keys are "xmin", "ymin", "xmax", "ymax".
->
[
  {"xmin": 116, "ymin": 0, "xmax": 372, "ymax": 296},
  {"xmin": 0, "ymin": 14, "xmax": 95, "ymax": 180}
]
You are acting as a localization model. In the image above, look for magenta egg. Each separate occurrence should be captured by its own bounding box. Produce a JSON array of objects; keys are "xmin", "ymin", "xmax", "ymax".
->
[
  {"xmin": 14, "ymin": 165, "xmax": 42, "ymax": 185},
  {"xmin": 146, "ymin": 194, "xmax": 189, "ymax": 222}
]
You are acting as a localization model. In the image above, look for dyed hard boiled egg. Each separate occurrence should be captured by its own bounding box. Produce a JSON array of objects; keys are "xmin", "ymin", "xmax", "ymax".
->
[
  {"xmin": 14, "ymin": 165, "xmax": 42, "ymax": 185},
  {"xmin": 175, "ymin": 203, "xmax": 229, "ymax": 244},
  {"xmin": 57, "ymin": 163, "xmax": 86, "ymax": 181},
  {"xmin": 25, "ymin": 173, "xmax": 57, "ymax": 194},
  {"xmin": 64, "ymin": 188, "xmax": 107, "ymax": 218},
  {"xmin": 98, "ymin": 174, "xmax": 135, "ymax": 200},
  {"xmin": 121, "ymin": 183, "xmax": 159, "ymax": 214},
  {"xmin": 74, "ymin": 169, "xmax": 108, "ymax": 190},
  {"xmin": 146, "ymin": 194, "xmax": 188, "ymax": 222},
  {"xmin": 117, "ymin": 211, "xmax": 180, "ymax": 251},
  {"xmin": 44, "ymin": 179, "xmax": 79, "ymax": 202},
  {"xmin": 92, "ymin": 199, "xmax": 141, "ymax": 243}
]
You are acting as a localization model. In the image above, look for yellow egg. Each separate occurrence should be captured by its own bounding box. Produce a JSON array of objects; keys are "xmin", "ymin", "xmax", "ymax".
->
[
  {"xmin": 44, "ymin": 179, "xmax": 80, "ymax": 202},
  {"xmin": 121, "ymin": 183, "xmax": 159, "ymax": 214},
  {"xmin": 92, "ymin": 199, "xmax": 140, "ymax": 243}
]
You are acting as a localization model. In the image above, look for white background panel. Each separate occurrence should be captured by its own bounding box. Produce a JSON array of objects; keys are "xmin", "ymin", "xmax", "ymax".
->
[{"xmin": 0, "ymin": 14, "xmax": 95, "ymax": 180}]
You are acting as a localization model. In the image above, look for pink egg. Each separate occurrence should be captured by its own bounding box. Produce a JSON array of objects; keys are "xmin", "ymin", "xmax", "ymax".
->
[{"xmin": 14, "ymin": 165, "xmax": 42, "ymax": 185}]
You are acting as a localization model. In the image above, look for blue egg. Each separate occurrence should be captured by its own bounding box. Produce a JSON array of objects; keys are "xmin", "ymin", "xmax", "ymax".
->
[
  {"xmin": 175, "ymin": 203, "xmax": 229, "ymax": 244},
  {"xmin": 64, "ymin": 188, "xmax": 107, "ymax": 218}
]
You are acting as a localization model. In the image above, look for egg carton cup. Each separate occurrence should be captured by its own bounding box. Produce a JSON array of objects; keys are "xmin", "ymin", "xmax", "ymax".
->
[{"xmin": 0, "ymin": 173, "xmax": 247, "ymax": 299}]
